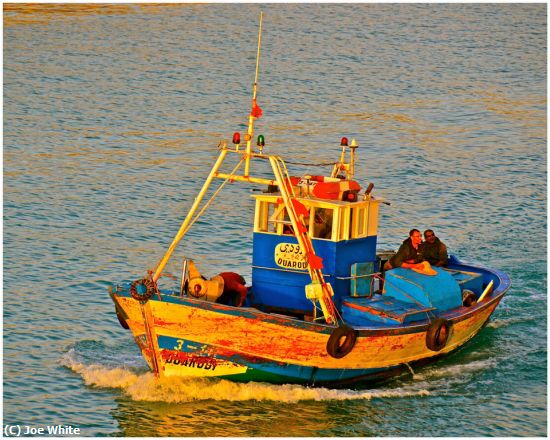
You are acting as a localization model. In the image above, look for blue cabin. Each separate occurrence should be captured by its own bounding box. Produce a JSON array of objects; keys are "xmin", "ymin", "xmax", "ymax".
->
[{"xmin": 250, "ymin": 189, "xmax": 381, "ymax": 316}]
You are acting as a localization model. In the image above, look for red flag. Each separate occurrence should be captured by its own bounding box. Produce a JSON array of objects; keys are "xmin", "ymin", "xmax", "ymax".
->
[
  {"xmin": 291, "ymin": 199, "xmax": 309, "ymax": 218},
  {"xmin": 308, "ymin": 253, "xmax": 324, "ymax": 270},
  {"xmin": 251, "ymin": 98, "xmax": 262, "ymax": 118}
]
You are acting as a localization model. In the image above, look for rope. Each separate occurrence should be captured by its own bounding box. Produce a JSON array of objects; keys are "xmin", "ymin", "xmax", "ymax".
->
[
  {"xmin": 152, "ymin": 157, "xmax": 245, "ymax": 275},
  {"xmin": 182, "ymin": 157, "xmax": 246, "ymax": 236}
]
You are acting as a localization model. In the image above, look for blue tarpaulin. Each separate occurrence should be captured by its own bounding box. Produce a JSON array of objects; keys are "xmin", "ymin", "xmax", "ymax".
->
[{"xmin": 384, "ymin": 267, "xmax": 462, "ymax": 312}]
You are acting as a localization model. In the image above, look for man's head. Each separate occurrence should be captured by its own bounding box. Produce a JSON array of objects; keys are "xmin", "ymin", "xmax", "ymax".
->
[
  {"xmin": 424, "ymin": 229, "xmax": 436, "ymax": 244},
  {"xmin": 409, "ymin": 228, "xmax": 422, "ymax": 248}
]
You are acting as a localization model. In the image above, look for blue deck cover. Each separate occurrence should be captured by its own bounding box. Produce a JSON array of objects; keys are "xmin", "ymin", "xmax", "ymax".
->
[
  {"xmin": 446, "ymin": 269, "xmax": 484, "ymax": 294},
  {"xmin": 384, "ymin": 267, "xmax": 462, "ymax": 312},
  {"xmin": 342, "ymin": 295, "xmax": 435, "ymax": 326}
]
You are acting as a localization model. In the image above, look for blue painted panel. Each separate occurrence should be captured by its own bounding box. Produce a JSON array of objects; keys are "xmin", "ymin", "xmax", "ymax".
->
[
  {"xmin": 252, "ymin": 233, "xmax": 337, "ymax": 273},
  {"xmin": 334, "ymin": 237, "xmax": 378, "ymax": 275},
  {"xmin": 343, "ymin": 300, "xmax": 401, "ymax": 326},
  {"xmin": 384, "ymin": 267, "xmax": 462, "ymax": 312},
  {"xmin": 158, "ymin": 335, "xmax": 197, "ymax": 352},
  {"xmin": 251, "ymin": 232, "xmax": 378, "ymax": 311},
  {"xmin": 350, "ymin": 261, "xmax": 377, "ymax": 296},
  {"xmin": 448, "ymin": 270, "xmax": 484, "ymax": 294},
  {"xmin": 252, "ymin": 269, "xmax": 315, "ymax": 311}
]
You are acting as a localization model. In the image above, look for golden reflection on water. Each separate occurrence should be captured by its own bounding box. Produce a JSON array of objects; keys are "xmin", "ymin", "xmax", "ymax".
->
[
  {"xmin": 3, "ymin": 3, "xmax": 199, "ymax": 27},
  {"xmin": 339, "ymin": 87, "xmax": 546, "ymax": 154},
  {"xmin": 4, "ymin": 4, "xmax": 135, "ymax": 27},
  {"xmin": 466, "ymin": 90, "xmax": 547, "ymax": 129},
  {"xmin": 112, "ymin": 398, "xmax": 356, "ymax": 437}
]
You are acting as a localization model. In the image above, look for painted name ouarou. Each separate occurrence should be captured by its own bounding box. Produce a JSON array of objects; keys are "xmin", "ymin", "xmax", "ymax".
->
[
  {"xmin": 274, "ymin": 243, "xmax": 309, "ymax": 270},
  {"xmin": 276, "ymin": 258, "xmax": 308, "ymax": 269},
  {"xmin": 164, "ymin": 353, "xmax": 217, "ymax": 370}
]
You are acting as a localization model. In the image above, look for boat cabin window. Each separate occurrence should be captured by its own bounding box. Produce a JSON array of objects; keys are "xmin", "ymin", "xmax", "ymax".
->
[
  {"xmin": 337, "ymin": 207, "xmax": 351, "ymax": 241},
  {"xmin": 256, "ymin": 201, "xmax": 283, "ymax": 233},
  {"xmin": 310, "ymin": 207, "xmax": 333, "ymax": 239},
  {"xmin": 255, "ymin": 200, "xmax": 336, "ymax": 240},
  {"xmin": 350, "ymin": 203, "xmax": 378, "ymax": 238},
  {"xmin": 255, "ymin": 197, "xmax": 379, "ymax": 241},
  {"xmin": 353, "ymin": 207, "xmax": 368, "ymax": 238}
]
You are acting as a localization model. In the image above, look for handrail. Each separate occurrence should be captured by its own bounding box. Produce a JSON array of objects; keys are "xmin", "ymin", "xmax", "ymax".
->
[{"xmin": 268, "ymin": 155, "xmax": 340, "ymax": 324}]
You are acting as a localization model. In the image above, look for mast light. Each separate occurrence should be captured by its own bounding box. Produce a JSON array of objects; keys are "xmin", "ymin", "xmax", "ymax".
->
[{"xmin": 232, "ymin": 132, "xmax": 241, "ymax": 145}]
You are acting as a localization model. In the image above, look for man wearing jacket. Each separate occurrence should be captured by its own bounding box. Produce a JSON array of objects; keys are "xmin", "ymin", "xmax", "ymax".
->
[
  {"xmin": 419, "ymin": 229, "xmax": 448, "ymax": 267},
  {"xmin": 383, "ymin": 229, "xmax": 425, "ymax": 271}
]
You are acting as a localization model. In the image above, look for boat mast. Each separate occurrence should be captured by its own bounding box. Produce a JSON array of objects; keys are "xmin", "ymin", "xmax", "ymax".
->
[
  {"xmin": 152, "ymin": 14, "xmax": 264, "ymax": 282},
  {"xmin": 244, "ymin": 11, "xmax": 263, "ymax": 177},
  {"xmin": 152, "ymin": 14, "xmax": 339, "ymax": 325}
]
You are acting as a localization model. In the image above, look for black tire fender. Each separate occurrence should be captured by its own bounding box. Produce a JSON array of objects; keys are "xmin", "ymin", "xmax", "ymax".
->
[
  {"xmin": 327, "ymin": 325, "xmax": 357, "ymax": 359},
  {"xmin": 426, "ymin": 318, "xmax": 452, "ymax": 352}
]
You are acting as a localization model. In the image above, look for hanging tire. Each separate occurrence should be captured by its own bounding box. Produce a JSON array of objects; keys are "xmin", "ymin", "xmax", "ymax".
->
[
  {"xmin": 327, "ymin": 325, "xmax": 357, "ymax": 359},
  {"xmin": 426, "ymin": 318, "xmax": 451, "ymax": 352},
  {"xmin": 130, "ymin": 278, "xmax": 156, "ymax": 302}
]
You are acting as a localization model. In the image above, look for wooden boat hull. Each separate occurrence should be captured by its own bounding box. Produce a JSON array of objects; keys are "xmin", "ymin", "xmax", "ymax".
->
[{"xmin": 110, "ymin": 264, "xmax": 509, "ymax": 386}]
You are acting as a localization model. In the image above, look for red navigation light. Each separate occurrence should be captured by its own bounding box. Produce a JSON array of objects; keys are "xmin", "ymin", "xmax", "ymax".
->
[
  {"xmin": 232, "ymin": 132, "xmax": 241, "ymax": 144},
  {"xmin": 340, "ymin": 137, "xmax": 348, "ymax": 146}
]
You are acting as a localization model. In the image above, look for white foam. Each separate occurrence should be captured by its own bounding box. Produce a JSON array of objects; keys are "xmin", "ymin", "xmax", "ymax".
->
[
  {"xmin": 62, "ymin": 351, "xmax": 430, "ymax": 403},
  {"xmin": 423, "ymin": 358, "xmax": 496, "ymax": 379}
]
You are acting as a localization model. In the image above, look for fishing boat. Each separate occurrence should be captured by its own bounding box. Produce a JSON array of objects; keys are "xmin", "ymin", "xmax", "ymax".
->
[{"xmin": 109, "ymin": 15, "xmax": 510, "ymax": 386}]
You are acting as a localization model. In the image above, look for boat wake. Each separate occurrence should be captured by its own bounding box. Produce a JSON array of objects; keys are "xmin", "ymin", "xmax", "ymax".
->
[
  {"xmin": 408, "ymin": 358, "xmax": 496, "ymax": 382},
  {"xmin": 61, "ymin": 340, "xmax": 431, "ymax": 403}
]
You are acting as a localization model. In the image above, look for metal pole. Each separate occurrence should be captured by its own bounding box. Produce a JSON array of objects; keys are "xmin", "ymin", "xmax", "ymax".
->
[{"xmin": 244, "ymin": 12, "xmax": 263, "ymax": 177}]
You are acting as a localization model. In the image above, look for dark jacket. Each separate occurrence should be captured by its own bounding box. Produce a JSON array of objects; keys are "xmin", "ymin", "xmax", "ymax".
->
[
  {"xmin": 389, "ymin": 237, "xmax": 423, "ymax": 268},
  {"xmin": 419, "ymin": 238, "xmax": 448, "ymax": 266}
]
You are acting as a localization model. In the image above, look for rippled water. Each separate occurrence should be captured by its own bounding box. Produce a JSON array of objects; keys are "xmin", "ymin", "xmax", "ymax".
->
[{"xmin": 3, "ymin": 3, "xmax": 547, "ymax": 437}]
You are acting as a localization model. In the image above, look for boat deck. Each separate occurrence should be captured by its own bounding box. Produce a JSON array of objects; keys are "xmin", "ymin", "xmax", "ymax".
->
[{"xmin": 342, "ymin": 295, "xmax": 436, "ymax": 326}]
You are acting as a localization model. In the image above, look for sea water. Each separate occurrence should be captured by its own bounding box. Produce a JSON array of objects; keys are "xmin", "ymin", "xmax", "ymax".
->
[{"xmin": 3, "ymin": 4, "xmax": 546, "ymax": 436}]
